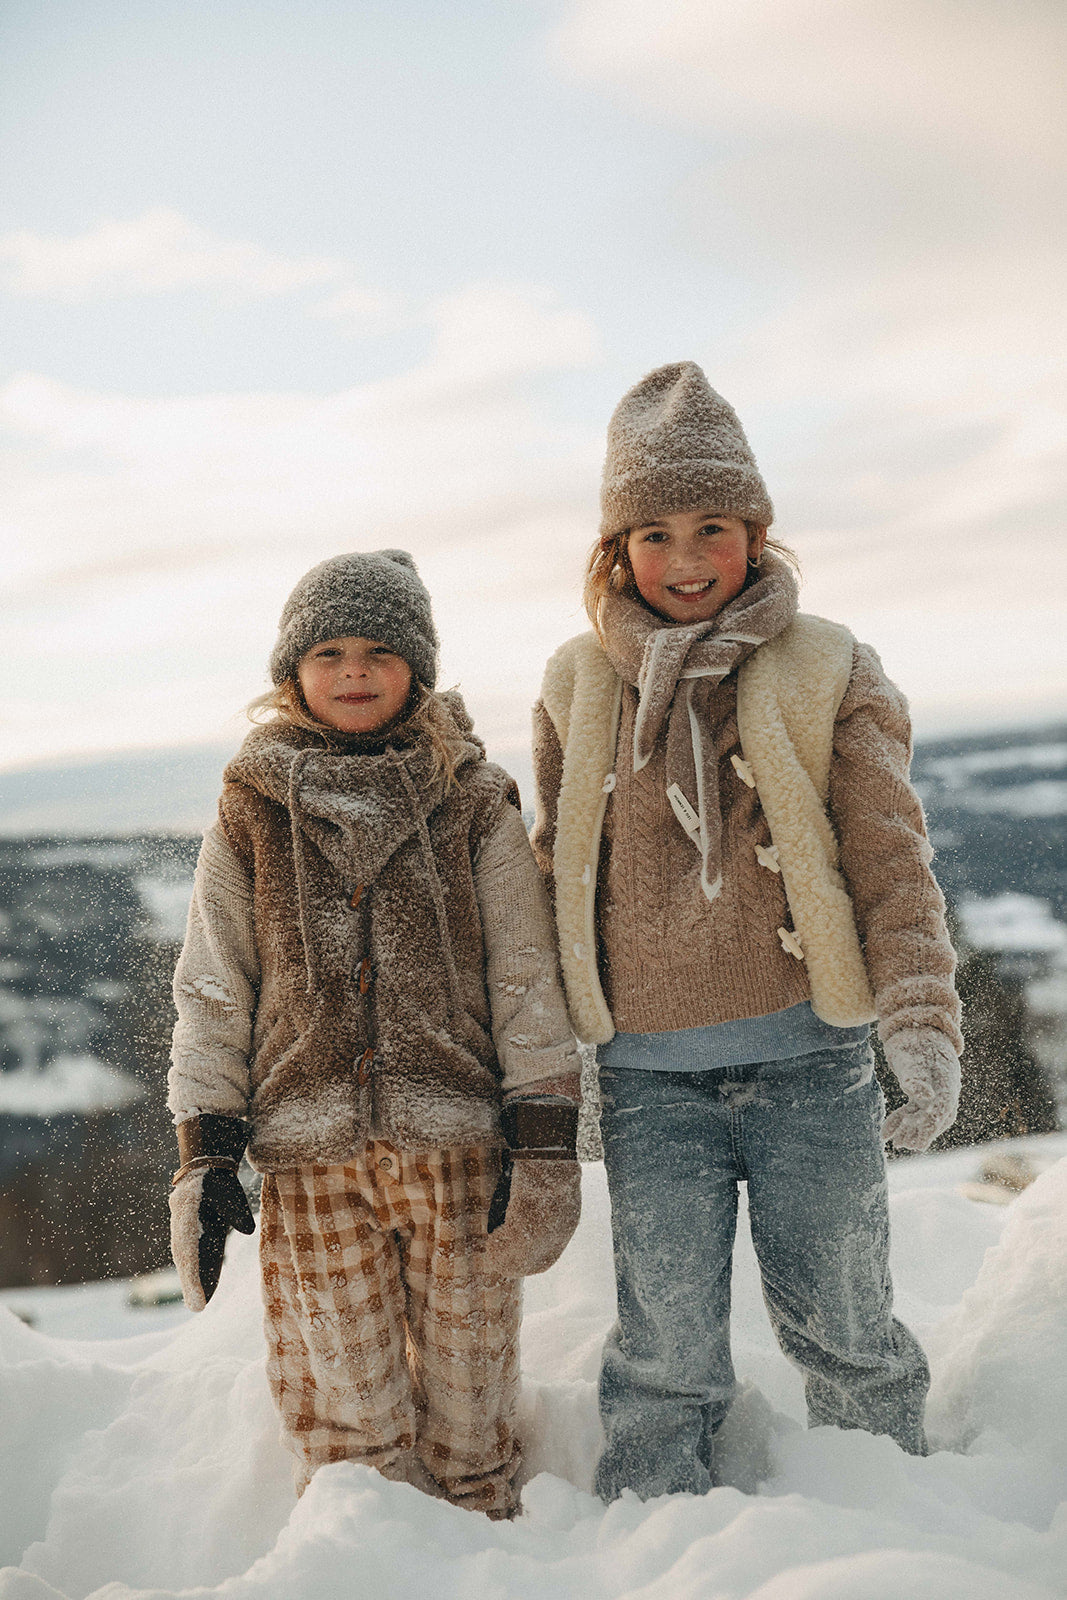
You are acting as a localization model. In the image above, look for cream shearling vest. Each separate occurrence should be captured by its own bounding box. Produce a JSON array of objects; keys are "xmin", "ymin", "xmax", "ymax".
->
[{"xmin": 540, "ymin": 616, "xmax": 876, "ymax": 1044}]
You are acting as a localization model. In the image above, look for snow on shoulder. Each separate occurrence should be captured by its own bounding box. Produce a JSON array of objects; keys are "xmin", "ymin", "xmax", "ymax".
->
[{"xmin": 1, "ymin": 1145, "xmax": 1066, "ymax": 1600}]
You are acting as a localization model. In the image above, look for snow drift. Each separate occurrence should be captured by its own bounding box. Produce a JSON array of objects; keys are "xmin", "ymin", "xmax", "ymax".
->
[{"xmin": 2, "ymin": 1142, "xmax": 1066, "ymax": 1600}]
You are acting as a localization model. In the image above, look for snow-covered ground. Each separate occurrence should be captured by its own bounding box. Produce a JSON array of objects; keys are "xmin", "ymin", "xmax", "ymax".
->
[{"xmin": 3, "ymin": 1135, "xmax": 1067, "ymax": 1600}]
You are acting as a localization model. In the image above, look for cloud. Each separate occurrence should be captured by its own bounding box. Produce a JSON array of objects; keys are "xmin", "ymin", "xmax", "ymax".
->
[
  {"xmin": 0, "ymin": 279, "xmax": 600, "ymax": 585},
  {"xmin": 553, "ymin": 0, "xmax": 1061, "ymax": 163},
  {"xmin": 552, "ymin": 1, "xmax": 1064, "ymax": 276},
  {"xmin": 368, "ymin": 282, "xmax": 600, "ymax": 403},
  {"xmin": 0, "ymin": 208, "xmax": 347, "ymax": 299},
  {"xmin": 0, "ymin": 274, "xmax": 603, "ymax": 766},
  {"xmin": 310, "ymin": 283, "xmax": 408, "ymax": 338},
  {"xmin": 712, "ymin": 256, "xmax": 1067, "ymax": 536}
]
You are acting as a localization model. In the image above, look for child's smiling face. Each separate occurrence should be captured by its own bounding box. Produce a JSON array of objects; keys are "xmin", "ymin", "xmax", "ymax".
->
[
  {"xmin": 626, "ymin": 509, "xmax": 766, "ymax": 625},
  {"xmin": 297, "ymin": 636, "xmax": 413, "ymax": 734}
]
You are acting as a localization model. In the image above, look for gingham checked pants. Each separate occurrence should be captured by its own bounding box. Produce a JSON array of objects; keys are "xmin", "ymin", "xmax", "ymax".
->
[{"xmin": 259, "ymin": 1140, "xmax": 522, "ymax": 1514}]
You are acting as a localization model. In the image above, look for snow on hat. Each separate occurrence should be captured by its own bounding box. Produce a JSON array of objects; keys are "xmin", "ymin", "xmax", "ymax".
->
[
  {"xmin": 269, "ymin": 549, "xmax": 439, "ymax": 688},
  {"xmin": 599, "ymin": 361, "xmax": 774, "ymax": 538}
]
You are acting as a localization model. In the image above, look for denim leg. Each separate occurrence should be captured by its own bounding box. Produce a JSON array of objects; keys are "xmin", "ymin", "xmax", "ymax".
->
[
  {"xmin": 595, "ymin": 1066, "xmax": 740, "ymax": 1501},
  {"xmin": 744, "ymin": 1046, "xmax": 930, "ymax": 1455}
]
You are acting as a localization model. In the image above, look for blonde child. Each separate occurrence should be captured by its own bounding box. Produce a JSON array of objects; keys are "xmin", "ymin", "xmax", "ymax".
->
[
  {"xmin": 532, "ymin": 363, "xmax": 962, "ymax": 1500},
  {"xmin": 167, "ymin": 549, "xmax": 581, "ymax": 1517}
]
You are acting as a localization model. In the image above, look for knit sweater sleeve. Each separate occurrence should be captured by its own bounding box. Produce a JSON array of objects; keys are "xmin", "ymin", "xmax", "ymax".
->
[
  {"xmin": 167, "ymin": 823, "xmax": 260, "ymax": 1123},
  {"xmin": 474, "ymin": 802, "xmax": 580, "ymax": 1094},
  {"xmin": 530, "ymin": 698, "xmax": 563, "ymax": 905},
  {"xmin": 829, "ymin": 643, "xmax": 963, "ymax": 1054}
]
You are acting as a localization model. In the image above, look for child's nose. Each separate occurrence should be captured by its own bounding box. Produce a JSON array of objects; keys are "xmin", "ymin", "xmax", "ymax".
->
[{"xmin": 668, "ymin": 537, "xmax": 703, "ymax": 568}]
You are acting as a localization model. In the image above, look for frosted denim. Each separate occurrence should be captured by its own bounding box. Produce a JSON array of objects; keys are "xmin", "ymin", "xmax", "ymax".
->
[
  {"xmin": 599, "ymin": 1000, "xmax": 870, "ymax": 1073},
  {"xmin": 595, "ymin": 1039, "xmax": 929, "ymax": 1502}
]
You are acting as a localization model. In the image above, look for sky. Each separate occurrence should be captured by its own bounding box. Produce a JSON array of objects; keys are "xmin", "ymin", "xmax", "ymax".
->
[{"xmin": 2, "ymin": 0, "xmax": 1065, "ymax": 787}]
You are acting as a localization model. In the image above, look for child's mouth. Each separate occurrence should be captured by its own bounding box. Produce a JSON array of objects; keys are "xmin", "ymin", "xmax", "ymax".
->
[
  {"xmin": 336, "ymin": 693, "xmax": 377, "ymax": 704},
  {"xmin": 667, "ymin": 580, "xmax": 713, "ymax": 599}
]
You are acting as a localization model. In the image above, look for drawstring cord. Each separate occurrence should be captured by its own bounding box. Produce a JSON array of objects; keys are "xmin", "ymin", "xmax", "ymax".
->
[
  {"xmin": 287, "ymin": 747, "xmax": 318, "ymax": 995},
  {"xmin": 392, "ymin": 753, "xmax": 463, "ymax": 1025}
]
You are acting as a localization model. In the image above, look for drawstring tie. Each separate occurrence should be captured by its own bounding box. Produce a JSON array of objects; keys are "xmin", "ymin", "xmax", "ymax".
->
[
  {"xmin": 287, "ymin": 747, "xmax": 319, "ymax": 994},
  {"xmin": 392, "ymin": 754, "xmax": 464, "ymax": 1024}
]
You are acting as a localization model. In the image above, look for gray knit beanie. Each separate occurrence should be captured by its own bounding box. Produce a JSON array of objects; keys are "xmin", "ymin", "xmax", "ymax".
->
[
  {"xmin": 269, "ymin": 549, "xmax": 438, "ymax": 687},
  {"xmin": 600, "ymin": 361, "xmax": 774, "ymax": 537}
]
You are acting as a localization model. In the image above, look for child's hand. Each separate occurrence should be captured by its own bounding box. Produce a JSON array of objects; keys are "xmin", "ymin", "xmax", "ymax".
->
[
  {"xmin": 881, "ymin": 1029, "xmax": 961, "ymax": 1153},
  {"xmin": 168, "ymin": 1115, "xmax": 256, "ymax": 1311},
  {"xmin": 170, "ymin": 1166, "xmax": 256, "ymax": 1311},
  {"xmin": 484, "ymin": 1158, "xmax": 581, "ymax": 1277},
  {"xmin": 483, "ymin": 1095, "xmax": 581, "ymax": 1277}
]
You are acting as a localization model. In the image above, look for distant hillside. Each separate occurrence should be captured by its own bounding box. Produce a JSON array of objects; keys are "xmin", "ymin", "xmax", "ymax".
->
[
  {"xmin": 2, "ymin": 724, "xmax": 1066, "ymax": 898},
  {"xmin": 0, "ymin": 738, "xmax": 536, "ymax": 836},
  {"xmin": 911, "ymin": 725, "xmax": 1067, "ymax": 921},
  {"xmin": 0, "ymin": 746, "xmax": 237, "ymax": 836}
]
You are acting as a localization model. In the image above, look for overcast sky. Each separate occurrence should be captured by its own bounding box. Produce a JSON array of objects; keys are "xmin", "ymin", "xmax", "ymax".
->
[{"xmin": 2, "ymin": 0, "xmax": 1065, "ymax": 787}]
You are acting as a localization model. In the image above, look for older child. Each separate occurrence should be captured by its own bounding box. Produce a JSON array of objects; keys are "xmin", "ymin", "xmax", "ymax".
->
[
  {"xmin": 532, "ymin": 363, "xmax": 962, "ymax": 1500},
  {"xmin": 167, "ymin": 549, "xmax": 580, "ymax": 1517}
]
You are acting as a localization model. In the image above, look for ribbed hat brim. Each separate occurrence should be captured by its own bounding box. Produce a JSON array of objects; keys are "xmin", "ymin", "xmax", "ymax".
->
[{"xmin": 600, "ymin": 459, "xmax": 774, "ymax": 538}]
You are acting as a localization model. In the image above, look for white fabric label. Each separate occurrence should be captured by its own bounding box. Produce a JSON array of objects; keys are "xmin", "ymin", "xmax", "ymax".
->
[{"xmin": 666, "ymin": 783, "xmax": 702, "ymax": 841}]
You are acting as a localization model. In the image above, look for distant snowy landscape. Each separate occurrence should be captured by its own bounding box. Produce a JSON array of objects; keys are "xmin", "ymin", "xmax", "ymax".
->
[{"xmin": 3, "ymin": 1136, "xmax": 1067, "ymax": 1600}]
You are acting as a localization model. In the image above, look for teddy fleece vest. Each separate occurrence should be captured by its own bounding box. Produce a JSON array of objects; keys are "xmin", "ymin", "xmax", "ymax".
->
[
  {"xmin": 540, "ymin": 616, "xmax": 877, "ymax": 1044},
  {"xmin": 218, "ymin": 755, "xmax": 516, "ymax": 1167}
]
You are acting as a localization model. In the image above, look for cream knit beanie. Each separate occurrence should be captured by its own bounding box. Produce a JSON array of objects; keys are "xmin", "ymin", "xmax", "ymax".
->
[{"xmin": 600, "ymin": 361, "xmax": 774, "ymax": 537}]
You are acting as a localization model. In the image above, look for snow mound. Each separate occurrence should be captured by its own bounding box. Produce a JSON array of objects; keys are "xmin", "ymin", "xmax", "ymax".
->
[
  {"xmin": 928, "ymin": 1152, "xmax": 1067, "ymax": 1483},
  {"xmin": 2, "ymin": 1151, "xmax": 1067, "ymax": 1599}
]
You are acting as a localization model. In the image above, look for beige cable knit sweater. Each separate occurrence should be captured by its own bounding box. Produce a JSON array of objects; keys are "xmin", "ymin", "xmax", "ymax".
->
[{"xmin": 532, "ymin": 613, "xmax": 961, "ymax": 1052}]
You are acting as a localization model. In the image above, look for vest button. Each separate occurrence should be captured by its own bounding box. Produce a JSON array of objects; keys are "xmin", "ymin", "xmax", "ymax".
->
[
  {"xmin": 349, "ymin": 884, "xmax": 364, "ymax": 908},
  {"xmin": 358, "ymin": 1048, "xmax": 374, "ymax": 1084},
  {"xmin": 359, "ymin": 958, "xmax": 372, "ymax": 994}
]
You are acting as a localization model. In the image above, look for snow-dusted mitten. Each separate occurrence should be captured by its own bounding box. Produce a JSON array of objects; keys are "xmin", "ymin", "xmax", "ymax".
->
[
  {"xmin": 169, "ymin": 1114, "xmax": 255, "ymax": 1311},
  {"xmin": 881, "ymin": 1029, "xmax": 961, "ymax": 1153},
  {"xmin": 483, "ymin": 1096, "xmax": 581, "ymax": 1277}
]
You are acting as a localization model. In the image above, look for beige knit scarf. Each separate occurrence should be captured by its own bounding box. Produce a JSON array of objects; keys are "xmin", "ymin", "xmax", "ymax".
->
[{"xmin": 598, "ymin": 552, "xmax": 798, "ymax": 901}]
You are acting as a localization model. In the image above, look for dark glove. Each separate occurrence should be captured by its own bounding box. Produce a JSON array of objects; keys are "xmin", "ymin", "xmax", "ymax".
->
[
  {"xmin": 483, "ymin": 1096, "xmax": 581, "ymax": 1278},
  {"xmin": 168, "ymin": 1114, "xmax": 255, "ymax": 1311}
]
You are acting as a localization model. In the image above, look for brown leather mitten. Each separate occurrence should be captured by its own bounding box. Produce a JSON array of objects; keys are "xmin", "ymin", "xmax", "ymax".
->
[
  {"xmin": 483, "ymin": 1097, "xmax": 581, "ymax": 1278},
  {"xmin": 168, "ymin": 1114, "xmax": 255, "ymax": 1311}
]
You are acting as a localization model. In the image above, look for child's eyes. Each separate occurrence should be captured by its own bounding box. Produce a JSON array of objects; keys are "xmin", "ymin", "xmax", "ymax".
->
[
  {"xmin": 312, "ymin": 644, "xmax": 396, "ymax": 659},
  {"xmin": 638, "ymin": 524, "xmax": 725, "ymax": 542}
]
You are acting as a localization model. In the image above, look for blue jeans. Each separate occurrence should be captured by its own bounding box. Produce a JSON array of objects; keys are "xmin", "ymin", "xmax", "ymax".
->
[{"xmin": 595, "ymin": 1041, "xmax": 929, "ymax": 1501}]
